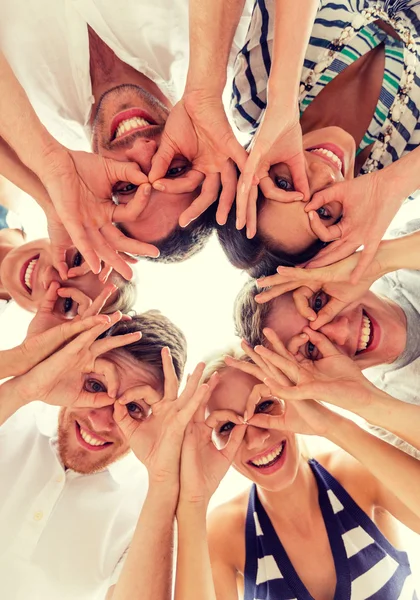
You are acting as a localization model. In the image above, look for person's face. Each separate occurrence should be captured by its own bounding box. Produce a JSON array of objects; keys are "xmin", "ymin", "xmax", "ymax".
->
[
  {"xmin": 57, "ymin": 352, "xmax": 161, "ymax": 474},
  {"xmin": 208, "ymin": 368, "xmax": 301, "ymax": 493},
  {"xmin": 0, "ymin": 239, "xmax": 117, "ymax": 318},
  {"xmin": 266, "ymin": 289, "xmax": 407, "ymax": 369},
  {"xmin": 258, "ymin": 126, "xmax": 356, "ymax": 254},
  {"xmin": 91, "ymin": 85, "xmax": 199, "ymax": 243}
]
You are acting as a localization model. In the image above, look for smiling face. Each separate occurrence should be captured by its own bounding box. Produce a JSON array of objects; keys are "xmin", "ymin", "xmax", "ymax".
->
[
  {"xmin": 0, "ymin": 238, "xmax": 117, "ymax": 318},
  {"xmin": 266, "ymin": 289, "xmax": 407, "ymax": 369},
  {"xmin": 208, "ymin": 368, "xmax": 301, "ymax": 492},
  {"xmin": 258, "ymin": 126, "xmax": 356, "ymax": 255},
  {"xmin": 91, "ymin": 84, "xmax": 199, "ymax": 243},
  {"xmin": 58, "ymin": 351, "xmax": 162, "ymax": 475}
]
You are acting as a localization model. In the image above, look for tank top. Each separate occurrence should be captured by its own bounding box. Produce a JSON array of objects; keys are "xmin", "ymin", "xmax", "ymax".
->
[{"xmin": 244, "ymin": 459, "xmax": 417, "ymax": 599}]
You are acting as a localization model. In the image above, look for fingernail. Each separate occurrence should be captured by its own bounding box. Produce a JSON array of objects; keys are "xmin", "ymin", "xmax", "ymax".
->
[
  {"xmin": 254, "ymin": 345, "xmax": 262, "ymax": 352},
  {"xmin": 243, "ymin": 411, "xmax": 248, "ymax": 422},
  {"xmin": 308, "ymin": 211, "xmax": 314, "ymax": 220},
  {"xmin": 153, "ymin": 182, "xmax": 165, "ymax": 191},
  {"xmin": 143, "ymin": 183, "xmax": 152, "ymax": 196},
  {"xmin": 181, "ymin": 216, "xmax": 197, "ymax": 229},
  {"xmin": 300, "ymin": 333, "xmax": 307, "ymax": 338},
  {"xmin": 308, "ymin": 315, "xmax": 316, "ymax": 321}
]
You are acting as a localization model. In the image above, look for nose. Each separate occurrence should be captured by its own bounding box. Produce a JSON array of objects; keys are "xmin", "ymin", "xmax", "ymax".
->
[
  {"xmin": 307, "ymin": 156, "xmax": 338, "ymax": 195},
  {"xmin": 319, "ymin": 316, "xmax": 351, "ymax": 349},
  {"xmin": 245, "ymin": 424, "xmax": 270, "ymax": 451},
  {"xmin": 124, "ymin": 138, "xmax": 159, "ymax": 175},
  {"xmin": 85, "ymin": 406, "xmax": 115, "ymax": 435}
]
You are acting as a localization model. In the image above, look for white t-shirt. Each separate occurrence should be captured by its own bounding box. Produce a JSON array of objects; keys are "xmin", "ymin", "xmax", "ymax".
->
[{"xmin": 0, "ymin": 402, "xmax": 148, "ymax": 600}]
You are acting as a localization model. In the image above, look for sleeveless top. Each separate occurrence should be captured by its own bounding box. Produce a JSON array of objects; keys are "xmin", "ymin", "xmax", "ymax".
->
[
  {"xmin": 244, "ymin": 459, "xmax": 417, "ymax": 600},
  {"xmin": 232, "ymin": 0, "xmax": 420, "ymax": 177}
]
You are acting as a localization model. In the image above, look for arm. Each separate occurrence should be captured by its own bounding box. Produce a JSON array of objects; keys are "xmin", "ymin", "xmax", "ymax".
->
[{"xmin": 108, "ymin": 484, "xmax": 177, "ymax": 600}]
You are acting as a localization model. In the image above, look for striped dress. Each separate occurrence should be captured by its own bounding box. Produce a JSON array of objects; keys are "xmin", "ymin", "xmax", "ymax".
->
[
  {"xmin": 244, "ymin": 460, "xmax": 417, "ymax": 599},
  {"xmin": 232, "ymin": 0, "xmax": 420, "ymax": 175}
]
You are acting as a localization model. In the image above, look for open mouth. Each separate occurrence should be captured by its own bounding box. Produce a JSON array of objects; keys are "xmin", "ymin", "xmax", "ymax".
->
[
  {"xmin": 356, "ymin": 310, "xmax": 375, "ymax": 354},
  {"xmin": 307, "ymin": 143, "xmax": 344, "ymax": 176},
  {"xmin": 20, "ymin": 255, "xmax": 39, "ymax": 294},
  {"xmin": 110, "ymin": 108, "xmax": 158, "ymax": 141},
  {"xmin": 247, "ymin": 440, "xmax": 286, "ymax": 472},
  {"xmin": 75, "ymin": 422, "xmax": 112, "ymax": 452}
]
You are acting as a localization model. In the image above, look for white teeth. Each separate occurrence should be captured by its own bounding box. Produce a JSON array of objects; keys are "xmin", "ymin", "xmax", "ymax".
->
[
  {"xmin": 250, "ymin": 442, "xmax": 285, "ymax": 467},
  {"xmin": 79, "ymin": 427, "xmax": 107, "ymax": 447},
  {"xmin": 357, "ymin": 314, "xmax": 371, "ymax": 352},
  {"xmin": 115, "ymin": 117, "xmax": 151, "ymax": 139},
  {"xmin": 24, "ymin": 258, "xmax": 38, "ymax": 291},
  {"xmin": 309, "ymin": 147, "xmax": 343, "ymax": 172}
]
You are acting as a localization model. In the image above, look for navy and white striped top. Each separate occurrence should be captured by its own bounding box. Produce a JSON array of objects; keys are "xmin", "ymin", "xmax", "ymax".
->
[
  {"xmin": 244, "ymin": 459, "xmax": 417, "ymax": 599},
  {"xmin": 232, "ymin": 0, "xmax": 420, "ymax": 175}
]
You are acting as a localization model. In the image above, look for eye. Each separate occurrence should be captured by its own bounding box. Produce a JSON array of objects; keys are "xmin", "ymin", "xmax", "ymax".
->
[
  {"xmin": 316, "ymin": 206, "xmax": 332, "ymax": 220},
  {"xmin": 72, "ymin": 251, "xmax": 83, "ymax": 268},
  {"xmin": 305, "ymin": 341, "xmax": 321, "ymax": 361},
  {"xmin": 218, "ymin": 421, "xmax": 236, "ymax": 435},
  {"xmin": 126, "ymin": 401, "xmax": 148, "ymax": 421},
  {"xmin": 275, "ymin": 177, "xmax": 294, "ymax": 191},
  {"xmin": 165, "ymin": 160, "xmax": 189, "ymax": 178},
  {"xmin": 85, "ymin": 379, "xmax": 106, "ymax": 394},
  {"xmin": 255, "ymin": 400, "xmax": 275, "ymax": 414},
  {"xmin": 63, "ymin": 298, "xmax": 73, "ymax": 313},
  {"xmin": 112, "ymin": 182, "xmax": 139, "ymax": 197},
  {"xmin": 311, "ymin": 291, "xmax": 328, "ymax": 314}
]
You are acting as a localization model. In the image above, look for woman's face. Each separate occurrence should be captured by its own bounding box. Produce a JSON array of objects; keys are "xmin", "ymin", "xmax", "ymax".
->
[
  {"xmin": 0, "ymin": 238, "xmax": 117, "ymax": 319},
  {"xmin": 258, "ymin": 126, "xmax": 356, "ymax": 254},
  {"xmin": 208, "ymin": 368, "xmax": 301, "ymax": 493}
]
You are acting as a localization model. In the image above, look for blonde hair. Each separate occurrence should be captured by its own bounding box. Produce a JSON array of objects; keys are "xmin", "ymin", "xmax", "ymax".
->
[
  {"xmin": 102, "ymin": 272, "xmax": 137, "ymax": 315},
  {"xmin": 201, "ymin": 346, "xmax": 250, "ymax": 384}
]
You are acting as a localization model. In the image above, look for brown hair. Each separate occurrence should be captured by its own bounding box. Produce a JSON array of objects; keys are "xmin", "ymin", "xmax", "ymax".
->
[
  {"xmin": 233, "ymin": 278, "xmax": 271, "ymax": 348},
  {"xmin": 99, "ymin": 310, "xmax": 187, "ymax": 382},
  {"xmin": 103, "ymin": 271, "xmax": 137, "ymax": 315}
]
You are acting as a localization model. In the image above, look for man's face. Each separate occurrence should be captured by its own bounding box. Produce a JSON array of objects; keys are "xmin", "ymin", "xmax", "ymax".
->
[
  {"xmin": 91, "ymin": 84, "xmax": 199, "ymax": 243},
  {"xmin": 266, "ymin": 289, "xmax": 407, "ymax": 369},
  {"xmin": 57, "ymin": 351, "xmax": 161, "ymax": 475}
]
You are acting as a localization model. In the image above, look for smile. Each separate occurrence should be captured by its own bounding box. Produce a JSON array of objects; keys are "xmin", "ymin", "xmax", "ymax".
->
[
  {"xmin": 20, "ymin": 255, "xmax": 39, "ymax": 294},
  {"xmin": 248, "ymin": 440, "xmax": 286, "ymax": 470},
  {"xmin": 356, "ymin": 309, "xmax": 380, "ymax": 355},
  {"xmin": 75, "ymin": 422, "xmax": 112, "ymax": 452},
  {"xmin": 110, "ymin": 108, "xmax": 157, "ymax": 141},
  {"xmin": 308, "ymin": 143, "xmax": 344, "ymax": 175}
]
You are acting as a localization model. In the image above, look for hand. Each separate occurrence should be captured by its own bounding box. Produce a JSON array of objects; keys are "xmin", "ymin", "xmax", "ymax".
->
[
  {"xmin": 37, "ymin": 147, "xmax": 159, "ymax": 279},
  {"xmin": 10, "ymin": 311, "xmax": 141, "ymax": 408},
  {"xmin": 236, "ymin": 108, "xmax": 309, "ymax": 238},
  {"xmin": 179, "ymin": 373, "xmax": 247, "ymax": 506},
  {"xmin": 305, "ymin": 170, "xmax": 400, "ymax": 281},
  {"xmin": 255, "ymin": 252, "xmax": 379, "ymax": 329},
  {"xmin": 114, "ymin": 352, "xmax": 210, "ymax": 486},
  {"xmin": 148, "ymin": 91, "xmax": 248, "ymax": 227}
]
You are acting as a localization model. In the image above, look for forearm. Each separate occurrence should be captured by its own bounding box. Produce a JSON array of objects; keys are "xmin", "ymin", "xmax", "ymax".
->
[
  {"xmin": 374, "ymin": 227, "xmax": 420, "ymax": 275},
  {"xmin": 327, "ymin": 414, "xmax": 420, "ymax": 517},
  {"xmin": 186, "ymin": 0, "xmax": 246, "ymax": 95},
  {"xmin": 175, "ymin": 501, "xmax": 216, "ymax": 600},
  {"xmin": 0, "ymin": 53, "xmax": 63, "ymax": 176},
  {"xmin": 268, "ymin": 0, "xmax": 319, "ymax": 106},
  {"xmin": 359, "ymin": 388, "xmax": 420, "ymax": 451},
  {"xmin": 111, "ymin": 483, "xmax": 177, "ymax": 600},
  {"xmin": 0, "ymin": 377, "xmax": 29, "ymax": 425}
]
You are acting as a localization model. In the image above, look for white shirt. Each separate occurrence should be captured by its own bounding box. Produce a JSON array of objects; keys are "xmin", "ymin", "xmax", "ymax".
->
[{"xmin": 0, "ymin": 402, "xmax": 148, "ymax": 600}]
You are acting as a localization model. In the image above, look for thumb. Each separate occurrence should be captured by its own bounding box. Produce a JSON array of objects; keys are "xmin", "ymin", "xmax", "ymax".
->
[
  {"xmin": 104, "ymin": 158, "xmax": 148, "ymax": 186},
  {"xmin": 149, "ymin": 140, "xmax": 176, "ymax": 183},
  {"xmin": 310, "ymin": 298, "xmax": 345, "ymax": 330},
  {"xmin": 306, "ymin": 186, "xmax": 341, "ymax": 212}
]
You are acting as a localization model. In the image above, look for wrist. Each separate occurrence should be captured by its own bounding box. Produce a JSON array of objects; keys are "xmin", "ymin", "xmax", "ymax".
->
[
  {"xmin": 177, "ymin": 496, "xmax": 209, "ymax": 519},
  {"xmin": 31, "ymin": 137, "xmax": 68, "ymax": 180},
  {"xmin": 0, "ymin": 377, "xmax": 30, "ymax": 423}
]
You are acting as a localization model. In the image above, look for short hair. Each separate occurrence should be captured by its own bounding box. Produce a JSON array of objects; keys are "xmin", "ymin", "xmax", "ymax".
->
[
  {"xmin": 216, "ymin": 193, "xmax": 326, "ymax": 278},
  {"xmin": 233, "ymin": 278, "xmax": 270, "ymax": 348},
  {"xmin": 201, "ymin": 346, "xmax": 250, "ymax": 384},
  {"xmin": 99, "ymin": 310, "xmax": 187, "ymax": 383},
  {"xmin": 104, "ymin": 272, "xmax": 137, "ymax": 314},
  {"xmin": 117, "ymin": 203, "xmax": 217, "ymax": 264}
]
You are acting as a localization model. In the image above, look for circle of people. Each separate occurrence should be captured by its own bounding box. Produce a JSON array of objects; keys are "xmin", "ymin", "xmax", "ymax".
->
[{"xmin": 0, "ymin": 0, "xmax": 420, "ymax": 598}]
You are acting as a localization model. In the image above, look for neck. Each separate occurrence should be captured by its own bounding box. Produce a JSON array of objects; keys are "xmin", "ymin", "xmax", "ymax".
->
[
  {"xmin": 257, "ymin": 458, "xmax": 319, "ymax": 530},
  {"xmin": 88, "ymin": 27, "xmax": 171, "ymax": 118}
]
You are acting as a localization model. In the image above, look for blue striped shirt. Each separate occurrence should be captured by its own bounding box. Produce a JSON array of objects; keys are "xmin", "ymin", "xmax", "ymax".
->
[{"xmin": 244, "ymin": 459, "xmax": 417, "ymax": 599}]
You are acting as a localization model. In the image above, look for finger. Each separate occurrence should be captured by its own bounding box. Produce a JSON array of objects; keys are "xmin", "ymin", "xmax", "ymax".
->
[
  {"xmin": 67, "ymin": 262, "xmax": 92, "ymax": 278},
  {"xmin": 64, "ymin": 221, "xmax": 102, "ymax": 275},
  {"xmin": 240, "ymin": 340, "xmax": 273, "ymax": 379},
  {"xmin": 82, "ymin": 283, "xmax": 117, "ymax": 318},
  {"xmin": 118, "ymin": 384, "xmax": 161, "ymax": 406},
  {"xmin": 34, "ymin": 281, "xmax": 61, "ymax": 315},
  {"xmin": 148, "ymin": 143, "xmax": 176, "ymax": 183},
  {"xmin": 221, "ymin": 423, "xmax": 247, "ymax": 461},
  {"xmin": 224, "ymin": 355, "xmax": 266, "ymax": 382},
  {"xmin": 262, "ymin": 328, "xmax": 297, "ymax": 362},
  {"xmin": 178, "ymin": 382, "xmax": 210, "ymax": 426},
  {"xmin": 205, "ymin": 409, "xmax": 244, "ymax": 430},
  {"xmin": 76, "ymin": 391, "xmax": 116, "ymax": 409},
  {"xmin": 305, "ymin": 188, "xmax": 339, "ymax": 212},
  {"xmin": 350, "ymin": 244, "xmax": 379, "ymax": 284},
  {"xmin": 247, "ymin": 412, "xmax": 285, "ymax": 430},
  {"xmin": 100, "ymin": 223, "xmax": 160, "ymax": 259},
  {"xmin": 286, "ymin": 332, "xmax": 309, "ymax": 357},
  {"xmin": 254, "ymin": 345, "xmax": 300, "ymax": 386},
  {"xmin": 194, "ymin": 371, "xmax": 219, "ymax": 423},
  {"xmin": 244, "ymin": 383, "xmax": 271, "ymax": 422},
  {"xmin": 310, "ymin": 297, "xmax": 345, "ymax": 330},
  {"xmin": 99, "ymin": 263, "xmax": 113, "ymax": 284},
  {"xmin": 308, "ymin": 211, "xmax": 343, "ymax": 243},
  {"xmin": 91, "ymin": 328, "xmax": 142, "ymax": 357},
  {"xmin": 216, "ymin": 159, "xmax": 238, "ymax": 226},
  {"xmin": 179, "ymin": 173, "xmax": 221, "ymax": 228},
  {"xmin": 162, "ymin": 347, "xmax": 179, "ymax": 400},
  {"xmin": 87, "ymin": 227, "xmax": 132, "ymax": 279},
  {"xmin": 93, "ymin": 357, "xmax": 120, "ymax": 399},
  {"xmin": 105, "ymin": 158, "xmax": 149, "ymax": 187},
  {"xmin": 288, "ymin": 157, "xmax": 310, "ymax": 200},
  {"xmin": 245, "ymin": 184, "xmax": 259, "ymax": 239},
  {"xmin": 258, "ymin": 177, "xmax": 304, "ymax": 203},
  {"xmin": 57, "ymin": 286, "xmax": 92, "ymax": 316},
  {"xmin": 113, "ymin": 184, "xmax": 152, "ymax": 221},
  {"xmin": 307, "ymin": 240, "xmax": 357, "ymax": 269},
  {"xmin": 152, "ymin": 170, "xmax": 204, "ymax": 194},
  {"xmin": 292, "ymin": 286, "xmax": 317, "ymax": 322},
  {"xmin": 302, "ymin": 327, "xmax": 344, "ymax": 359},
  {"xmin": 178, "ymin": 361, "xmax": 206, "ymax": 408},
  {"xmin": 113, "ymin": 401, "xmax": 141, "ymax": 441}
]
